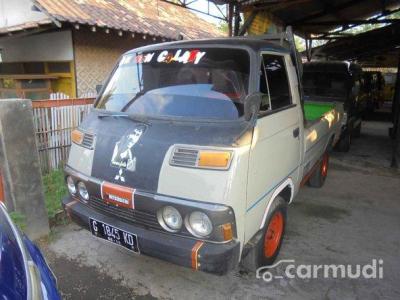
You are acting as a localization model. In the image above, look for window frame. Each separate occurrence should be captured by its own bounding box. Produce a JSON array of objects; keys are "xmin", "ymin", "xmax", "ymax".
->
[{"xmin": 258, "ymin": 51, "xmax": 295, "ymax": 118}]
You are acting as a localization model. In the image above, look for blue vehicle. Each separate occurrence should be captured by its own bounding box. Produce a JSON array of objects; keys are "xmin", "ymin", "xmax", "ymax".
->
[{"xmin": 0, "ymin": 202, "xmax": 61, "ymax": 300}]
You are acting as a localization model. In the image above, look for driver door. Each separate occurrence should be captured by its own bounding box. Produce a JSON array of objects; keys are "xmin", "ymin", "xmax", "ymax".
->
[{"xmin": 245, "ymin": 52, "xmax": 301, "ymax": 239}]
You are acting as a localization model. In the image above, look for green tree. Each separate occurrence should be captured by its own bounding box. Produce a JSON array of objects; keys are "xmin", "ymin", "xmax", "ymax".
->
[{"xmin": 218, "ymin": 21, "xmax": 229, "ymax": 34}]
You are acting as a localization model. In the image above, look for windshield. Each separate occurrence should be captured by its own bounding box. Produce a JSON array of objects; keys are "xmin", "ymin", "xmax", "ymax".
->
[
  {"xmin": 96, "ymin": 48, "xmax": 250, "ymax": 120},
  {"xmin": 303, "ymin": 71, "xmax": 349, "ymax": 100}
]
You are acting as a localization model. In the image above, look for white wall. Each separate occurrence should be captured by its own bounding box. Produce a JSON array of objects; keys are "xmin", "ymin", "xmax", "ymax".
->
[
  {"xmin": 0, "ymin": 0, "xmax": 48, "ymax": 28},
  {"xmin": 0, "ymin": 30, "xmax": 73, "ymax": 62}
]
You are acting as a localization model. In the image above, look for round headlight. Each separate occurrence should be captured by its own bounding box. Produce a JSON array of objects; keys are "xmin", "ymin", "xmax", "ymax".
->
[
  {"xmin": 187, "ymin": 211, "xmax": 213, "ymax": 237},
  {"xmin": 77, "ymin": 182, "xmax": 89, "ymax": 202},
  {"xmin": 67, "ymin": 176, "xmax": 76, "ymax": 195},
  {"xmin": 158, "ymin": 206, "xmax": 182, "ymax": 232}
]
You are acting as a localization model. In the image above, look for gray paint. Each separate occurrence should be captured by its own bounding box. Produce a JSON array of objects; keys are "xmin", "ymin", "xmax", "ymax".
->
[{"xmin": 0, "ymin": 99, "xmax": 49, "ymax": 240}]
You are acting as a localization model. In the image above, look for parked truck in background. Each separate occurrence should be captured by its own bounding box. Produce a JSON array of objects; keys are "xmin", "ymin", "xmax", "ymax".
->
[
  {"xmin": 303, "ymin": 61, "xmax": 365, "ymax": 152},
  {"xmin": 63, "ymin": 29, "xmax": 342, "ymax": 274},
  {"xmin": 362, "ymin": 71, "xmax": 385, "ymax": 112}
]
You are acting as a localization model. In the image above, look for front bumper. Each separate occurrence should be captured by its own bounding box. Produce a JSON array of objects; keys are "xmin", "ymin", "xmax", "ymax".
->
[{"xmin": 63, "ymin": 195, "xmax": 240, "ymax": 275}]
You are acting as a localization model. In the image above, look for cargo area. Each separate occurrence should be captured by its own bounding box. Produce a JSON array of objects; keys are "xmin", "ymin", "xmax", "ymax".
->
[{"xmin": 304, "ymin": 101, "xmax": 335, "ymax": 121}]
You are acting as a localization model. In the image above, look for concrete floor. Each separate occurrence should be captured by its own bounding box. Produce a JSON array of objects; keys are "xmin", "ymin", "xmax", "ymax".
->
[{"xmin": 42, "ymin": 120, "xmax": 400, "ymax": 300}]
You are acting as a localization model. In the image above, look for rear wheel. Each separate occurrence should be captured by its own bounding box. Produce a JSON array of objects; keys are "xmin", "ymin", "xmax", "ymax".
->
[
  {"xmin": 336, "ymin": 131, "xmax": 351, "ymax": 152},
  {"xmin": 353, "ymin": 122, "xmax": 362, "ymax": 138},
  {"xmin": 308, "ymin": 152, "xmax": 329, "ymax": 188}
]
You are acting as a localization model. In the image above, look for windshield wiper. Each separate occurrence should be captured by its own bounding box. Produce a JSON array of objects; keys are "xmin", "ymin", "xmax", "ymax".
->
[
  {"xmin": 120, "ymin": 91, "xmax": 146, "ymax": 112},
  {"xmin": 97, "ymin": 113, "xmax": 150, "ymax": 126}
]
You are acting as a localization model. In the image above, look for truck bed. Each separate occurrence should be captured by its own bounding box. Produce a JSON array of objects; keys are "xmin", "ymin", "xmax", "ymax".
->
[
  {"xmin": 302, "ymin": 101, "xmax": 342, "ymax": 180},
  {"xmin": 304, "ymin": 102, "xmax": 335, "ymax": 121}
]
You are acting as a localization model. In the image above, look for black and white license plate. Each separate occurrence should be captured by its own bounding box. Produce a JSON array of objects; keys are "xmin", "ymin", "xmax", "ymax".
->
[{"xmin": 89, "ymin": 218, "xmax": 139, "ymax": 253}]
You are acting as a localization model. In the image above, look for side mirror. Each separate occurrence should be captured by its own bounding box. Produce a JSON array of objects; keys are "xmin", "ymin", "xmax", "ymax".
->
[
  {"xmin": 96, "ymin": 84, "xmax": 103, "ymax": 94},
  {"xmin": 244, "ymin": 93, "xmax": 262, "ymax": 122}
]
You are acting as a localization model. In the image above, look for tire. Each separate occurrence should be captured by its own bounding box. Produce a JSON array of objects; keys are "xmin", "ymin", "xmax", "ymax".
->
[
  {"xmin": 308, "ymin": 152, "xmax": 329, "ymax": 188},
  {"xmin": 335, "ymin": 131, "xmax": 351, "ymax": 152},
  {"xmin": 255, "ymin": 196, "xmax": 287, "ymax": 267},
  {"xmin": 353, "ymin": 122, "xmax": 361, "ymax": 138}
]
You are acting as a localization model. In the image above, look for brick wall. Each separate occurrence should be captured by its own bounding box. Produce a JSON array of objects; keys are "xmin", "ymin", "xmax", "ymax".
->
[{"xmin": 72, "ymin": 28, "xmax": 154, "ymax": 97}]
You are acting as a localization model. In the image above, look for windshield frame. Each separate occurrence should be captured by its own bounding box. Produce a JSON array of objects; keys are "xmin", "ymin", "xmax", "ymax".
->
[{"xmin": 94, "ymin": 43, "xmax": 256, "ymax": 123}]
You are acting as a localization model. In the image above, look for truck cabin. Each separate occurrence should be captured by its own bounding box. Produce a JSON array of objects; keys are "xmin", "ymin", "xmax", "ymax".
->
[
  {"xmin": 302, "ymin": 61, "xmax": 362, "ymax": 104},
  {"xmin": 64, "ymin": 37, "xmax": 343, "ymax": 275},
  {"xmin": 95, "ymin": 38, "xmax": 298, "ymax": 123}
]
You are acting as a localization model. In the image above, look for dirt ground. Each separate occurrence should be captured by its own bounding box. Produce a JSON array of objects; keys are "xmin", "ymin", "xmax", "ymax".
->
[{"xmin": 42, "ymin": 120, "xmax": 400, "ymax": 300}]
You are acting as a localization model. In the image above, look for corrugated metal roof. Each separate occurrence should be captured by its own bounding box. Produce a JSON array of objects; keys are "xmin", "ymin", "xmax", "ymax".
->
[
  {"xmin": 33, "ymin": 0, "xmax": 223, "ymax": 39},
  {"xmin": 216, "ymin": 0, "xmax": 400, "ymax": 36}
]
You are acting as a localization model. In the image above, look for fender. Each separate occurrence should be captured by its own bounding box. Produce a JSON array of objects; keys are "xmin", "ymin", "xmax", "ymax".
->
[{"xmin": 259, "ymin": 178, "xmax": 294, "ymax": 230}]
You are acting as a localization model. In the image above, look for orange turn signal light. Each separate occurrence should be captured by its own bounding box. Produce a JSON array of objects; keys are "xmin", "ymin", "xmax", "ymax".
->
[
  {"xmin": 221, "ymin": 223, "xmax": 233, "ymax": 241},
  {"xmin": 198, "ymin": 151, "xmax": 232, "ymax": 169},
  {"xmin": 71, "ymin": 129, "xmax": 84, "ymax": 145}
]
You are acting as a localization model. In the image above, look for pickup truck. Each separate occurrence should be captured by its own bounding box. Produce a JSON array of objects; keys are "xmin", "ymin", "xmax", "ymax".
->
[
  {"xmin": 62, "ymin": 31, "xmax": 342, "ymax": 275},
  {"xmin": 303, "ymin": 61, "xmax": 364, "ymax": 151}
]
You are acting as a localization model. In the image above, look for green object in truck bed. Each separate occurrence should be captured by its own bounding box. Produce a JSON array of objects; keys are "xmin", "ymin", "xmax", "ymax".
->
[{"xmin": 304, "ymin": 102, "xmax": 334, "ymax": 121}]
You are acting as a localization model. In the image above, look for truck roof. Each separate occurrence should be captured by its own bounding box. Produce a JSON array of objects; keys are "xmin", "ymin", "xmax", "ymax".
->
[
  {"xmin": 304, "ymin": 60, "xmax": 361, "ymax": 75},
  {"xmin": 126, "ymin": 37, "xmax": 290, "ymax": 55}
]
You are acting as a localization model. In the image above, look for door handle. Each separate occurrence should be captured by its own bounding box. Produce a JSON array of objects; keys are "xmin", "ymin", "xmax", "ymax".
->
[{"xmin": 293, "ymin": 127, "xmax": 300, "ymax": 138}]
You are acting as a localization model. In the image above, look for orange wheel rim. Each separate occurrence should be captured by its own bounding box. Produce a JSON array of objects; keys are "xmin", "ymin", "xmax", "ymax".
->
[
  {"xmin": 264, "ymin": 211, "xmax": 284, "ymax": 258},
  {"xmin": 321, "ymin": 153, "xmax": 329, "ymax": 177}
]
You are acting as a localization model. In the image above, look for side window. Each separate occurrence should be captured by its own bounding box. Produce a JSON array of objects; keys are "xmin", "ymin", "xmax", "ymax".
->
[
  {"xmin": 259, "ymin": 59, "xmax": 271, "ymax": 111},
  {"xmin": 262, "ymin": 54, "xmax": 292, "ymax": 110}
]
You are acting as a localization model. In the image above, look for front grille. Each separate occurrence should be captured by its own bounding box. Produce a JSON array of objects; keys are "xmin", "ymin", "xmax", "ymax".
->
[
  {"xmin": 89, "ymin": 196, "xmax": 161, "ymax": 230},
  {"xmin": 81, "ymin": 132, "xmax": 95, "ymax": 149},
  {"xmin": 170, "ymin": 147, "xmax": 199, "ymax": 167}
]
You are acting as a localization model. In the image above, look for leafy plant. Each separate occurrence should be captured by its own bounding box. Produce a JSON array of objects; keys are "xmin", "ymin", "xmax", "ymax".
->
[
  {"xmin": 42, "ymin": 168, "xmax": 68, "ymax": 219},
  {"xmin": 10, "ymin": 211, "xmax": 27, "ymax": 231}
]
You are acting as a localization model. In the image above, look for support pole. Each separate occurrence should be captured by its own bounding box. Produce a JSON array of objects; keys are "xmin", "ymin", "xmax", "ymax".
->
[
  {"xmin": 233, "ymin": 3, "xmax": 241, "ymax": 36},
  {"xmin": 0, "ymin": 99, "xmax": 50, "ymax": 239},
  {"xmin": 305, "ymin": 38, "xmax": 313, "ymax": 61},
  {"xmin": 228, "ymin": 3, "xmax": 234, "ymax": 37}
]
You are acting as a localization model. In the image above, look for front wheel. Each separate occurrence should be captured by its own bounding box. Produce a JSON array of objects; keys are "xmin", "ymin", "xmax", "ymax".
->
[
  {"xmin": 308, "ymin": 152, "xmax": 329, "ymax": 188},
  {"xmin": 256, "ymin": 197, "xmax": 287, "ymax": 267}
]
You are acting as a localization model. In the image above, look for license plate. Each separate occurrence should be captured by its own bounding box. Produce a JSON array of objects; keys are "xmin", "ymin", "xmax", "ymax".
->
[{"xmin": 89, "ymin": 218, "xmax": 139, "ymax": 253}]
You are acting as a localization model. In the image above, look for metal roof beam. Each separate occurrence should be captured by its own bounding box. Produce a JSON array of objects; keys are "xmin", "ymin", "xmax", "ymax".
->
[
  {"xmin": 300, "ymin": 18, "xmax": 399, "ymax": 27},
  {"xmin": 160, "ymin": 0, "xmax": 228, "ymax": 21},
  {"xmin": 289, "ymin": 0, "xmax": 365, "ymax": 25},
  {"xmin": 251, "ymin": 0, "xmax": 310, "ymax": 11}
]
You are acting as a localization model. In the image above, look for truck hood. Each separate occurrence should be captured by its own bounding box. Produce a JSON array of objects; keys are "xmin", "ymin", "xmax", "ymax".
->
[{"xmin": 78, "ymin": 111, "xmax": 253, "ymax": 193}]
